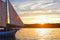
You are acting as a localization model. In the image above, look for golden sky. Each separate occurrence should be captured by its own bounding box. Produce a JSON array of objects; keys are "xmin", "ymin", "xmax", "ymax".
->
[{"xmin": 20, "ymin": 11, "xmax": 60, "ymax": 24}]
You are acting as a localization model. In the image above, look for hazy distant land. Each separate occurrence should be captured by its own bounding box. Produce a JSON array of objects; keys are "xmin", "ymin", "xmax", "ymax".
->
[{"xmin": 24, "ymin": 23, "xmax": 60, "ymax": 28}]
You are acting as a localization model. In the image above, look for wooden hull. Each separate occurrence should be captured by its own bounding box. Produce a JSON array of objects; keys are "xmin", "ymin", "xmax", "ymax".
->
[
  {"xmin": 0, "ymin": 24, "xmax": 21, "ymax": 40},
  {"xmin": 0, "ymin": 30, "xmax": 17, "ymax": 35},
  {"xmin": 0, "ymin": 29, "xmax": 17, "ymax": 40}
]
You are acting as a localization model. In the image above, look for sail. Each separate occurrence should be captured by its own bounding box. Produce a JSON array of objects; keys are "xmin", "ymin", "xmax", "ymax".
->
[
  {"xmin": 8, "ymin": 0, "xmax": 24, "ymax": 27},
  {"xmin": 0, "ymin": 0, "xmax": 7, "ymax": 27}
]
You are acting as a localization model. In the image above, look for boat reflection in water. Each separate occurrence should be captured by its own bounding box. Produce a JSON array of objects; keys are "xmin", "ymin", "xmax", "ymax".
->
[{"xmin": 16, "ymin": 28, "xmax": 60, "ymax": 40}]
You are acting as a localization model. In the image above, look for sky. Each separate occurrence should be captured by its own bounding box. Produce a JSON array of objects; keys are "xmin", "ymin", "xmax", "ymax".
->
[{"xmin": 2, "ymin": 0, "xmax": 60, "ymax": 24}]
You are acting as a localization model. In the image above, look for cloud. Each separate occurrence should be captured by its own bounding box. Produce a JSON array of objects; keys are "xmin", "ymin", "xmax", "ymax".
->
[
  {"xmin": 10, "ymin": 0, "xmax": 60, "ymax": 17},
  {"xmin": 12, "ymin": 0, "xmax": 60, "ymax": 11},
  {"xmin": 2, "ymin": 0, "xmax": 60, "ymax": 11}
]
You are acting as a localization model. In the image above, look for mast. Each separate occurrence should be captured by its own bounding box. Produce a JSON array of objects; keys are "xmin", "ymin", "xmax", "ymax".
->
[{"xmin": 6, "ymin": 0, "xmax": 10, "ymax": 24}]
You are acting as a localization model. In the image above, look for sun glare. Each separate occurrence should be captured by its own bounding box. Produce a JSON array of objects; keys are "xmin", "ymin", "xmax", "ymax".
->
[
  {"xmin": 8, "ymin": 18, "xmax": 10, "ymax": 24},
  {"xmin": 36, "ymin": 28, "xmax": 48, "ymax": 36},
  {"xmin": 32, "ymin": 16, "xmax": 57, "ymax": 24},
  {"xmin": 32, "ymin": 16, "xmax": 49, "ymax": 24}
]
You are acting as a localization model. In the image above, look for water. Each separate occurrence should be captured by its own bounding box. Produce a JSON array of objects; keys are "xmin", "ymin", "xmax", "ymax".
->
[{"xmin": 15, "ymin": 28, "xmax": 60, "ymax": 40}]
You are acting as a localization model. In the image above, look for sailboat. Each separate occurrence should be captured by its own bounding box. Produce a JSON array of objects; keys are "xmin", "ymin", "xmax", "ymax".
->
[{"xmin": 0, "ymin": 0, "xmax": 24, "ymax": 36}]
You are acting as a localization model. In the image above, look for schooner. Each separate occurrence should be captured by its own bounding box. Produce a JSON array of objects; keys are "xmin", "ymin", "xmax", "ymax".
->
[{"xmin": 0, "ymin": 0, "xmax": 24, "ymax": 35}]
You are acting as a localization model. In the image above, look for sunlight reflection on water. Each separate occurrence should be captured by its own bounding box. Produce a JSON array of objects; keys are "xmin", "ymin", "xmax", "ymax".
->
[{"xmin": 16, "ymin": 28, "xmax": 60, "ymax": 40}]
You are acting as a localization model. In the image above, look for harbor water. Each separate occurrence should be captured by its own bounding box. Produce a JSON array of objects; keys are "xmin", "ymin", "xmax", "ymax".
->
[{"xmin": 16, "ymin": 28, "xmax": 60, "ymax": 40}]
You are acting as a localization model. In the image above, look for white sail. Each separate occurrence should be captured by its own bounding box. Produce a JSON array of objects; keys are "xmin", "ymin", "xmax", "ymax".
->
[
  {"xmin": 8, "ymin": 0, "xmax": 24, "ymax": 27},
  {"xmin": 0, "ymin": 0, "xmax": 7, "ymax": 27}
]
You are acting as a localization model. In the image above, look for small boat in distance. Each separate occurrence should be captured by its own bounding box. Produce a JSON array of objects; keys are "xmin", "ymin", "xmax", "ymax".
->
[{"xmin": 0, "ymin": 0, "xmax": 24, "ymax": 36}]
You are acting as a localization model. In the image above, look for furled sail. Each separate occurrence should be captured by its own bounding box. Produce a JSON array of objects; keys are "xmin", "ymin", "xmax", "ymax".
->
[
  {"xmin": 8, "ymin": 0, "xmax": 24, "ymax": 27},
  {"xmin": 0, "ymin": 0, "xmax": 7, "ymax": 27}
]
